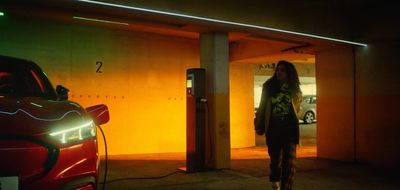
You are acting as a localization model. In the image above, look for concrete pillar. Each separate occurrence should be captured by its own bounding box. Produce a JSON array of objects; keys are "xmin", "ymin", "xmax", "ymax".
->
[
  {"xmin": 316, "ymin": 46, "xmax": 355, "ymax": 161},
  {"xmin": 356, "ymin": 42, "xmax": 400, "ymax": 165},
  {"xmin": 200, "ymin": 32, "xmax": 230, "ymax": 169}
]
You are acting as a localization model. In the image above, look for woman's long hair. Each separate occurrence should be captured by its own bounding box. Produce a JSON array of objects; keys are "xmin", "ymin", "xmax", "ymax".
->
[{"xmin": 265, "ymin": 60, "xmax": 301, "ymax": 96}]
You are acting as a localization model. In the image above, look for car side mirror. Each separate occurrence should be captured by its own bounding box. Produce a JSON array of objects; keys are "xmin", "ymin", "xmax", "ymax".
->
[
  {"xmin": 56, "ymin": 85, "xmax": 69, "ymax": 101},
  {"xmin": 86, "ymin": 104, "xmax": 110, "ymax": 126}
]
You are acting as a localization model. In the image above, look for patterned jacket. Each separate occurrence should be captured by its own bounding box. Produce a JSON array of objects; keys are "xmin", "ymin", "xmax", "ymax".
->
[{"xmin": 254, "ymin": 81, "xmax": 302, "ymax": 143}]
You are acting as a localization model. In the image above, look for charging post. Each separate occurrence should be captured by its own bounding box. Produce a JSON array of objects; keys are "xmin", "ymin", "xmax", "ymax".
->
[{"xmin": 180, "ymin": 68, "xmax": 207, "ymax": 172}]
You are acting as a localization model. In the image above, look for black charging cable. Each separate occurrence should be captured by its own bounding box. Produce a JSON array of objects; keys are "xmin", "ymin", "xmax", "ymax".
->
[
  {"xmin": 95, "ymin": 98, "xmax": 210, "ymax": 187},
  {"xmin": 96, "ymin": 124, "xmax": 180, "ymax": 187},
  {"xmin": 97, "ymin": 124, "xmax": 108, "ymax": 190},
  {"xmin": 200, "ymin": 98, "xmax": 213, "ymax": 168},
  {"xmin": 102, "ymin": 171, "xmax": 180, "ymax": 184}
]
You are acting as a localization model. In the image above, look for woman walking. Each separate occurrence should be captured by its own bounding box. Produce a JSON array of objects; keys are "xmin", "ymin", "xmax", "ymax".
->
[{"xmin": 254, "ymin": 60, "xmax": 302, "ymax": 190}]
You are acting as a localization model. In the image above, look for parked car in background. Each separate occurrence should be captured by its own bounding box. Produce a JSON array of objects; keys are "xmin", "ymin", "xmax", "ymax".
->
[
  {"xmin": 0, "ymin": 55, "xmax": 109, "ymax": 190},
  {"xmin": 298, "ymin": 95, "xmax": 316, "ymax": 124}
]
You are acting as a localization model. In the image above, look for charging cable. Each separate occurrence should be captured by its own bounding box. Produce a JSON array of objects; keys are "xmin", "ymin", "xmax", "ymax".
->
[
  {"xmin": 97, "ymin": 124, "xmax": 108, "ymax": 190},
  {"xmin": 95, "ymin": 98, "xmax": 210, "ymax": 187},
  {"xmin": 200, "ymin": 98, "xmax": 213, "ymax": 168},
  {"xmin": 103, "ymin": 171, "xmax": 180, "ymax": 184},
  {"xmin": 96, "ymin": 124, "xmax": 180, "ymax": 188}
]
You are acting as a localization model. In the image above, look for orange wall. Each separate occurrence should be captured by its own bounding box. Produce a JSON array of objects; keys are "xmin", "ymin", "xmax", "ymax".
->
[
  {"xmin": 355, "ymin": 43, "xmax": 400, "ymax": 166},
  {"xmin": 1, "ymin": 17, "xmax": 198, "ymax": 155},
  {"xmin": 66, "ymin": 28, "xmax": 200, "ymax": 155},
  {"xmin": 230, "ymin": 63, "xmax": 255, "ymax": 148},
  {"xmin": 0, "ymin": 16, "xmax": 255, "ymax": 155},
  {"xmin": 316, "ymin": 46, "xmax": 355, "ymax": 161},
  {"xmin": 316, "ymin": 41, "xmax": 400, "ymax": 166}
]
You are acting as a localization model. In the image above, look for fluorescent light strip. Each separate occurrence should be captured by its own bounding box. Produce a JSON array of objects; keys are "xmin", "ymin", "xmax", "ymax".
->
[
  {"xmin": 73, "ymin": 16, "xmax": 129, "ymax": 25},
  {"xmin": 76, "ymin": 0, "xmax": 367, "ymax": 47}
]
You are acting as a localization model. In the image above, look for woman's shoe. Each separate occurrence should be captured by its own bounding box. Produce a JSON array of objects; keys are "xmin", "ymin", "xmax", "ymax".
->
[{"xmin": 271, "ymin": 181, "xmax": 280, "ymax": 190}]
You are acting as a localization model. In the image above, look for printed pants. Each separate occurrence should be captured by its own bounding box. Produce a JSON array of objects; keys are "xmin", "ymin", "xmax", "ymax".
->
[{"xmin": 268, "ymin": 142, "xmax": 297, "ymax": 190}]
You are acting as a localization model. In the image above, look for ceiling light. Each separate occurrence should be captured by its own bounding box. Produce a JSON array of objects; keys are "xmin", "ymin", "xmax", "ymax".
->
[
  {"xmin": 73, "ymin": 16, "xmax": 129, "ymax": 25},
  {"xmin": 76, "ymin": 0, "xmax": 367, "ymax": 47}
]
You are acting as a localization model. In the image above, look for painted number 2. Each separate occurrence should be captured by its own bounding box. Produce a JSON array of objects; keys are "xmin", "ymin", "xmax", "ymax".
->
[{"xmin": 96, "ymin": 61, "xmax": 103, "ymax": 73}]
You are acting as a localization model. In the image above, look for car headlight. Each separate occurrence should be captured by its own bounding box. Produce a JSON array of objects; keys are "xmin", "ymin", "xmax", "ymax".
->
[{"xmin": 49, "ymin": 120, "xmax": 96, "ymax": 144}]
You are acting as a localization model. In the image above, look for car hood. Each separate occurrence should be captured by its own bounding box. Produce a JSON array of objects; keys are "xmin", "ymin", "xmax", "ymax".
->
[{"xmin": 0, "ymin": 97, "xmax": 88, "ymax": 136}]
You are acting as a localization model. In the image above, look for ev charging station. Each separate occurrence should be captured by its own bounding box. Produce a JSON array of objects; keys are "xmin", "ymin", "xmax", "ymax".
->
[{"xmin": 183, "ymin": 68, "xmax": 208, "ymax": 172}]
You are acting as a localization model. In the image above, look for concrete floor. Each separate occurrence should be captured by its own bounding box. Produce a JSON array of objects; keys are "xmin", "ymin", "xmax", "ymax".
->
[
  {"xmin": 97, "ymin": 145, "xmax": 399, "ymax": 190},
  {"xmin": 97, "ymin": 123, "xmax": 399, "ymax": 189}
]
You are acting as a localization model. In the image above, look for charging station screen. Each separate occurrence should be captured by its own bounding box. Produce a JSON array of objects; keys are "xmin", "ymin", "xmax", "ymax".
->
[{"xmin": 187, "ymin": 79, "xmax": 193, "ymax": 88}]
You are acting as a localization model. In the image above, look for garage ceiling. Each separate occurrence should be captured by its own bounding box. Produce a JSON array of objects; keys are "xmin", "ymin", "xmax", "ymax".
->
[{"xmin": 1, "ymin": 0, "xmax": 365, "ymax": 64}]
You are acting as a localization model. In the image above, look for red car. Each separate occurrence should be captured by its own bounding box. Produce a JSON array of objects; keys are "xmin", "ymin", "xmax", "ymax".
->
[{"xmin": 0, "ymin": 55, "xmax": 109, "ymax": 190}]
